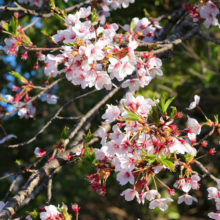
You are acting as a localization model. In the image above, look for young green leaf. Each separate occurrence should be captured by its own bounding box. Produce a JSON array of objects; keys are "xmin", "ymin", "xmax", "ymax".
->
[
  {"xmin": 162, "ymin": 160, "xmax": 174, "ymax": 171},
  {"xmin": 9, "ymin": 71, "xmax": 28, "ymax": 84},
  {"xmin": 91, "ymin": 8, "xmax": 98, "ymax": 22},
  {"xmin": 84, "ymin": 129, "xmax": 93, "ymax": 143},
  {"xmin": 149, "ymin": 106, "xmax": 159, "ymax": 123},
  {"xmin": 170, "ymin": 106, "xmax": 177, "ymax": 119},
  {"xmin": 60, "ymin": 126, "xmax": 69, "ymax": 140}
]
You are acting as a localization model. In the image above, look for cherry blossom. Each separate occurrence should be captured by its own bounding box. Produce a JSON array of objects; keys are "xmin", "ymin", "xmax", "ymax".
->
[
  {"xmin": 200, "ymin": 1, "xmax": 220, "ymax": 28},
  {"xmin": 208, "ymin": 212, "xmax": 220, "ymax": 220},
  {"xmin": 207, "ymin": 187, "xmax": 220, "ymax": 200},
  {"xmin": 182, "ymin": 175, "xmax": 201, "ymax": 192},
  {"xmin": 186, "ymin": 116, "xmax": 201, "ymax": 135},
  {"xmin": 186, "ymin": 95, "xmax": 200, "ymax": 110},
  {"xmin": 149, "ymin": 198, "xmax": 173, "ymax": 211},
  {"xmin": 41, "ymin": 93, "xmax": 59, "ymax": 105},
  {"xmin": 116, "ymin": 169, "xmax": 134, "ymax": 185},
  {"xmin": 34, "ymin": 147, "xmax": 46, "ymax": 158},
  {"xmin": 40, "ymin": 205, "xmax": 60, "ymax": 220},
  {"xmin": 102, "ymin": 105, "xmax": 120, "ymax": 122},
  {"xmin": 120, "ymin": 188, "xmax": 138, "ymax": 201},
  {"xmin": 177, "ymin": 194, "xmax": 198, "ymax": 205},
  {"xmin": 0, "ymin": 134, "xmax": 17, "ymax": 144}
]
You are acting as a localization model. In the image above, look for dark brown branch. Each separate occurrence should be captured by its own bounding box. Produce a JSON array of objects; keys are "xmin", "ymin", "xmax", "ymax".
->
[
  {"xmin": 197, "ymin": 29, "xmax": 220, "ymax": 44},
  {"xmin": 157, "ymin": 7, "xmax": 186, "ymax": 41}
]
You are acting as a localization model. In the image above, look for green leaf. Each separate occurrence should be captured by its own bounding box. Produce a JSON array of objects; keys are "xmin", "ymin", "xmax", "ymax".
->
[
  {"xmin": 158, "ymin": 96, "xmax": 175, "ymax": 115},
  {"xmin": 48, "ymin": 0, "xmax": 55, "ymax": 8},
  {"xmin": 54, "ymin": 13, "xmax": 65, "ymax": 22},
  {"xmin": 26, "ymin": 209, "xmax": 39, "ymax": 219},
  {"xmin": 15, "ymin": 159, "xmax": 23, "ymax": 167},
  {"xmin": 1, "ymin": 22, "xmax": 8, "ymax": 31},
  {"xmin": 84, "ymin": 145, "xmax": 96, "ymax": 164},
  {"xmin": 143, "ymin": 9, "xmax": 151, "ymax": 18},
  {"xmin": 60, "ymin": 126, "xmax": 69, "ymax": 140},
  {"xmin": 8, "ymin": 16, "xmax": 18, "ymax": 34},
  {"xmin": 162, "ymin": 160, "xmax": 174, "ymax": 171},
  {"xmin": 149, "ymin": 106, "xmax": 159, "ymax": 123},
  {"xmin": 170, "ymin": 106, "xmax": 177, "ymax": 119},
  {"xmin": 0, "ymin": 95, "xmax": 6, "ymax": 102},
  {"xmin": 91, "ymin": 8, "xmax": 98, "ymax": 22},
  {"xmin": 9, "ymin": 71, "xmax": 28, "ymax": 84},
  {"xmin": 141, "ymin": 150, "xmax": 156, "ymax": 165},
  {"xmin": 164, "ymin": 97, "xmax": 175, "ymax": 113},
  {"xmin": 84, "ymin": 129, "xmax": 93, "ymax": 143},
  {"xmin": 62, "ymin": 203, "xmax": 71, "ymax": 220},
  {"xmin": 160, "ymin": 154, "xmax": 165, "ymax": 160},
  {"xmin": 184, "ymin": 154, "xmax": 194, "ymax": 163},
  {"xmin": 130, "ymin": 19, "xmax": 136, "ymax": 33}
]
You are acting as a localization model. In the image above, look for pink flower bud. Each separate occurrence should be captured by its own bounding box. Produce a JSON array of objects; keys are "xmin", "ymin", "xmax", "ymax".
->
[{"xmin": 71, "ymin": 203, "xmax": 80, "ymax": 215}]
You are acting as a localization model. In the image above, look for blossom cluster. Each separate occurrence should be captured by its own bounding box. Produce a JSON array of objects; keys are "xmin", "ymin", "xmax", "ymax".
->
[
  {"xmin": 207, "ymin": 185, "xmax": 220, "ymax": 219},
  {"xmin": 123, "ymin": 17, "xmax": 163, "ymax": 43},
  {"xmin": 185, "ymin": 1, "xmax": 220, "ymax": 28},
  {"xmin": 83, "ymin": 93, "xmax": 210, "ymax": 211},
  {"xmin": 43, "ymin": 6, "xmax": 163, "ymax": 91}
]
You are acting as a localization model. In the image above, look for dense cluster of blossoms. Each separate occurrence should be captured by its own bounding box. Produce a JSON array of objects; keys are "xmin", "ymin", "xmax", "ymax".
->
[
  {"xmin": 83, "ymin": 93, "xmax": 218, "ymax": 213},
  {"xmin": 123, "ymin": 17, "xmax": 163, "ymax": 43},
  {"xmin": 43, "ymin": 6, "xmax": 163, "ymax": 91},
  {"xmin": 185, "ymin": 1, "xmax": 220, "ymax": 28}
]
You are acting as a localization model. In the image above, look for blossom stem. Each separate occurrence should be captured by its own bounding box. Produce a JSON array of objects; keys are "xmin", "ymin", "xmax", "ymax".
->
[
  {"xmin": 154, "ymin": 176, "xmax": 167, "ymax": 188},
  {"xmin": 1, "ymin": 125, "xmax": 7, "ymax": 136},
  {"xmin": 197, "ymin": 106, "xmax": 208, "ymax": 120},
  {"xmin": 194, "ymin": 154, "xmax": 206, "ymax": 160},
  {"xmin": 152, "ymin": 175, "xmax": 158, "ymax": 192}
]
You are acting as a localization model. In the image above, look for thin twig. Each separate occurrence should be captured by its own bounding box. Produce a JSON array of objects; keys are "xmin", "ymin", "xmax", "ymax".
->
[
  {"xmin": 0, "ymin": 0, "xmax": 94, "ymax": 18},
  {"xmin": 194, "ymin": 125, "xmax": 216, "ymax": 146},
  {"xmin": 5, "ymin": 78, "xmax": 65, "ymax": 117},
  {"xmin": 6, "ymin": 89, "xmax": 99, "ymax": 148},
  {"xmin": 23, "ymin": 17, "xmax": 41, "ymax": 31}
]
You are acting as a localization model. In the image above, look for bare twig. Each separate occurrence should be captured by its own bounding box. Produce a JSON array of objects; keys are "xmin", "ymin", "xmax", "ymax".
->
[
  {"xmin": 67, "ymin": 86, "xmax": 121, "ymax": 141},
  {"xmin": 6, "ymin": 89, "xmax": 99, "ymax": 148},
  {"xmin": 194, "ymin": 160, "xmax": 218, "ymax": 183},
  {"xmin": 5, "ymin": 78, "xmax": 65, "ymax": 117},
  {"xmin": 194, "ymin": 125, "xmax": 216, "ymax": 146},
  {"xmin": 46, "ymin": 178, "xmax": 52, "ymax": 205},
  {"xmin": 23, "ymin": 17, "xmax": 41, "ymax": 31},
  {"xmin": 56, "ymin": 116, "xmax": 81, "ymax": 120}
]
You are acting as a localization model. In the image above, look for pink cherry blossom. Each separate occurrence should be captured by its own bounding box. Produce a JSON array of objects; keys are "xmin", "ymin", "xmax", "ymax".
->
[
  {"xmin": 186, "ymin": 95, "xmax": 200, "ymax": 110},
  {"xmin": 177, "ymin": 194, "xmax": 198, "ymax": 205},
  {"xmin": 186, "ymin": 116, "xmax": 201, "ymax": 135},
  {"xmin": 208, "ymin": 212, "xmax": 220, "ymax": 220},
  {"xmin": 149, "ymin": 198, "xmax": 173, "ymax": 211},
  {"xmin": 40, "ymin": 205, "xmax": 60, "ymax": 220},
  {"xmin": 102, "ymin": 105, "xmax": 120, "ymax": 123},
  {"xmin": 120, "ymin": 188, "xmax": 138, "ymax": 201},
  {"xmin": 34, "ymin": 147, "xmax": 46, "ymax": 157},
  {"xmin": 207, "ymin": 187, "xmax": 220, "ymax": 200},
  {"xmin": 116, "ymin": 169, "xmax": 134, "ymax": 185}
]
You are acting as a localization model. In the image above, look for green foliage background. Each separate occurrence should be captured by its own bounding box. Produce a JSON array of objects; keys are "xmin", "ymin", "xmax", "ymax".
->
[{"xmin": 0, "ymin": 0, "xmax": 220, "ymax": 219}]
